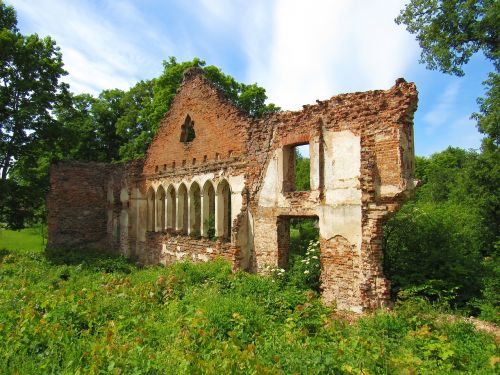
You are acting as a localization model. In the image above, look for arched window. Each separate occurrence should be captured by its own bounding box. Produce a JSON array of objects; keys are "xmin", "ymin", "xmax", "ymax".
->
[
  {"xmin": 146, "ymin": 186, "xmax": 155, "ymax": 232},
  {"xmin": 166, "ymin": 185, "xmax": 176, "ymax": 230},
  {"xmin": 180, "ymin": 115, "xmax": 195, "ymax": 143},
  {"xmin": 156, "ymin": 185, "xmax": 166, "ymax": 231},
  {"xmin": 216, "ymin": 179, "xmax": 232, "ymax": 242},
  {"xmin": 189, "ymin": 182, "xmax": 201, "ymax": 236},
  {"xmin": 177, "ymin": 183, "xmax": 188, "ymax": 234},
  {"xmin": 202, "ymin": 180, "xmax": 216, "ymax": 239}
]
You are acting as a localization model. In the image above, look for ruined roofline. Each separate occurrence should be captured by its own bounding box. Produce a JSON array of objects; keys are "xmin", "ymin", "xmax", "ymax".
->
[
  {"xmin": 182, "ymin": 67, "xmax": 418, "ymax": 126},
  {"xmin": 259, "ymin": 78, "xmax": 418, "ymax": 123},
  {"xmin": 147, "ymin": 67, "xmax": 254, "ymax": 150},
  {"xmin": 181, "ymin": 66, "xmax": 256, "ymax": 119}
]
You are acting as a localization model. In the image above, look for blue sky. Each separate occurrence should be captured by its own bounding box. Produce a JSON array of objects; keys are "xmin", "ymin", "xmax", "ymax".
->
[{"xmin": 8, "ymin": 0, "xmax": 492, "ymax": 156}]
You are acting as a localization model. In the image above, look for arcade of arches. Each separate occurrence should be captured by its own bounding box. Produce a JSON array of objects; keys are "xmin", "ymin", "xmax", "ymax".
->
[{"xmin": 146, "ymin": 179, "xmax": 231, "ymax": 240}]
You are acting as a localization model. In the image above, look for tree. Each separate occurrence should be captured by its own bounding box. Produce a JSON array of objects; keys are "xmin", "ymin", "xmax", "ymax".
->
[
  {"xmin": 0, "ymin": 1, "xmax": 68, "ymax": 180},
  {"xmin": 384, "ymin": 149, "xmax": 491, "ymax": 309},
  {"xmin": 396, "ymin": 0, "xmax": 499, "ymax": 147},
  {"xmin": 0, "ymin": 1, "xmax": 68, "ymax": 228},
  {"xmin": 394, "ymin": 1, "xmax": 499, "ymax": 319},
  {"xmin": 116, "ymin": 57, "xmax": 279, "ymax": 161}
]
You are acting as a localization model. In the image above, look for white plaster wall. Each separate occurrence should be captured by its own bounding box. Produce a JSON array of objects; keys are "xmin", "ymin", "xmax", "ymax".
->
[
  {"xmin": 316, "ymin": 205, "xmax": 362, "ymax": 252},
  {"xmin": 257, "ymin": 129, "xmax": 363, "ymax": 252},
  {"xmin": 259, "ymin": 150, "xmax": 282, "ymax": 207},
  {"xmin": 324, "ymin": 130, "xmax": 361, "ymax": 206},
  {"xmin": 309, "ymin": 139, "xmax": 320, "ymax": 190},
  {"xmin": 322, "ymin": 129, "xmax": 362, "ymax": 251},
  {"xmin": 228, "ymin": 174, "xmax": 245, "ymax": 224}
]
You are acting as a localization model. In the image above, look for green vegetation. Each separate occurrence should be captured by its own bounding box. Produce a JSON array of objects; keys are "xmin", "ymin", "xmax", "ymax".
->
[
  {"xmin": 390, "ymin": 0, "xmax": 499, "ymax": 325},
  {"xmin": 396, "ymin": 0, "xmax": 499, "ymax": 151},
  {"xmin": 294, "ymin": 150, "xmax": 311, "ymax": 191},
  {"xmin": 0, "ymin": 238, "xmax": 498, "ymax": 373},
  {"xmin": 0, "ymin": 227, "xmax": 45, "ymax": 253},
  {"xmin": 384, "ymin": 147, "xmax": 499, "ymax": 323},
  {"xmin": 0, "ymin": 1, "xmax": 498, "ymax": 371}
]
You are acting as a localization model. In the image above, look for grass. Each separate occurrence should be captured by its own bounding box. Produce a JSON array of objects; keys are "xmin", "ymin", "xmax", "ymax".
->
[
  {"xmin": 0, "ymin": 229, "xmax": 498, "ymax": 374},
  {"xmin": 0, "ymin": 227, "xmax": 46, "ymax": 253}
]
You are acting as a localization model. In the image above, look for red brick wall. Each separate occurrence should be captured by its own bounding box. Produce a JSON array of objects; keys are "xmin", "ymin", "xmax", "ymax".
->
[
  {"xmin": 144, "ymin": 71, "xmax": 251, "ymax": 177},
  {"xmin": 47, "ymin": 162, "xmax": 112, "ymax": 249}
]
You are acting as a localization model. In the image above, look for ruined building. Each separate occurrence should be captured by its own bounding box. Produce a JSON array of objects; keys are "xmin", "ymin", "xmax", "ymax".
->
[{"xmin": 47, "ymin": 68, "xmax": 418, "ymax": 312}]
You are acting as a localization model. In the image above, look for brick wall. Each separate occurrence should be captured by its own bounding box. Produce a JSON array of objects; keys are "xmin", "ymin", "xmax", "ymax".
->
[
  {"xmin": 47, "ymin": 162, "xmax": 114, "ymax": 249},
  {"xmin": 47, "ymin": 69, "xmax": 418, "ymax": 312}
]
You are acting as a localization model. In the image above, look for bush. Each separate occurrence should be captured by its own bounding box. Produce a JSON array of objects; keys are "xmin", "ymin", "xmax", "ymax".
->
[{"xmin": 0, "ymin": 240, "xmax": 497, "ymax": 373}]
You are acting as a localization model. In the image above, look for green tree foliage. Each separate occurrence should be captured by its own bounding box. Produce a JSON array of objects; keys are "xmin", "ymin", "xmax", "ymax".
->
[
  {"xmin": 394, "ymin": 0, "xmax": 499, "ymax": 320},
  {"xmin": 294, "ymin": 150, "xmax": 310, "ymax": 191},
  {"xmin": 0, "ymin": 1, "xmax": 68, "ymax": 179},
  {"xmin": 0, "ymin": 1, "xmax": 69, "ymax": 228},
  {"xmin": 396, "ymin": 0, "xmax": 499, "ymax": 148},
  {"xmin": 384, "ymin": 148, "xmax": 499, "ymax": 320}
]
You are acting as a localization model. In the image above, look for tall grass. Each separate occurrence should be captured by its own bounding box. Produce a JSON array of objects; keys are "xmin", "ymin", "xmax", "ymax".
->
[{"xmin": 0, "ymin": 231, "xmax": 497, "ymax": 373}]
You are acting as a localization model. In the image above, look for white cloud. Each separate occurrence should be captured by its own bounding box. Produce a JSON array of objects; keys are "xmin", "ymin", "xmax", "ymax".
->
[
  {"xmin": 9, "ymin": 0, "xmax": 173, "ymax": 95},
  {"xmin": 424, "ymin": 80, "xmax": 461, "ymax": 134},
  {"xmin": 186, "ymin": 0, "xmax": 418, "ymax": 109},
  {"xmin": 244, "ymin": 0, "xmax": 419, "ymax": 109}
]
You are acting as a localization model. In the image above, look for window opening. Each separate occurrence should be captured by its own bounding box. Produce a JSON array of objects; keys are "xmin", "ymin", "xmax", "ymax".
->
[
  {"xmin": 217, "ymin": 180, "xmax": 232, "ymax": 242},
  {"xmin": 189, "ymin": 182, "xmax": 201, "ymax": 237},
  {"xmin": 283, "ymin": 143, "xmax": 310, "ymax": 192},
  {"xmin": 180, "ymin": 114, "xmax": 196, "ymax": 143},
  {"xmin": 203, "ymin": 181, "xmax": 216, "ymax": 240}
]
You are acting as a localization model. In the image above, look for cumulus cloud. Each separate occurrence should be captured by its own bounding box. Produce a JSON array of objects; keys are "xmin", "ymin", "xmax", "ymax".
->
[
  {"xmin": 244, "ymin": 0, "xmax": 419, "ymax": 109},
  {"xmin": 9, "ymin": 0, "xmax": 173, "ymax": 94}
]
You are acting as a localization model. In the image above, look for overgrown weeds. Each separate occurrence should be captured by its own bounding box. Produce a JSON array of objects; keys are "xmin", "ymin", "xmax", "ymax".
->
[{"xmin": 0, "ymin": 244, "xmax": 497, "ymax": 374}]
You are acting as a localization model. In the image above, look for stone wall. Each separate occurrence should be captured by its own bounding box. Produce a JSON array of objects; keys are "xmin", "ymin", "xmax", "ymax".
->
[{"xmin": 47, "ymin": 69, "xmax": 418, "ymax": 312}]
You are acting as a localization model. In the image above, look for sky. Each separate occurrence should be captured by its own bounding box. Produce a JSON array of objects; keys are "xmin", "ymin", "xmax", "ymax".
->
[{"xmin": 8, "ymin": 0, "xmax": 493, "ymax": 156}]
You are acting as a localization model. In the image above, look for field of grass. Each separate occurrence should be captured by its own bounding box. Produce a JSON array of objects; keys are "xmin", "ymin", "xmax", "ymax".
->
[
  {"xmin": 0, "ymin": 227, "xmax": 46, "ymax": 253},
  {"xmin": 0, "ymin": 230, "xmax": 498, "ymax": 373}
]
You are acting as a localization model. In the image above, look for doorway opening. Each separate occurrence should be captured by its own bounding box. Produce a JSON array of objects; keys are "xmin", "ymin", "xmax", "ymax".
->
[{"xmin": 277, "ymin": 215, "xmax": 320, "ymax": 291}]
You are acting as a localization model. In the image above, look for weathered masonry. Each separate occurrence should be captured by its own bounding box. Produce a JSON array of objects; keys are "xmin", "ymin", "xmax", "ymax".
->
[{"xmin": 48, "ymin": 68, "xmax": 418, "ymax": 312}]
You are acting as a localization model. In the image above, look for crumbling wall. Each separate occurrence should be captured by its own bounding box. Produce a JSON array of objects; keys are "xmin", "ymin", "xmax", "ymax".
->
[
  {"xmin": 47, "ymin": 162, "xmax": 114, "ymax": 249},
  {"xmin": 47, "ymin": 69, "xmax": 417, "ymax": 312},
  {"xmin": 246, "ymin": 79, "xmax": 418, "ymax": 311},
  {"xmin": 143, "ymin": 69, "xmax": 251, "ymax": 176}
]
